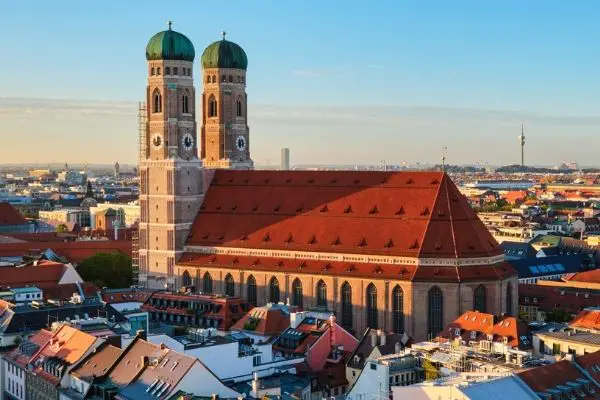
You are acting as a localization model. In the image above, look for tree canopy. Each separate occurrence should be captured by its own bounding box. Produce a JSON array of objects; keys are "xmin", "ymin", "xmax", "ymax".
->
[{"xmin": 78, "ymin": 252, "xmax": 132, "ymax": 289}]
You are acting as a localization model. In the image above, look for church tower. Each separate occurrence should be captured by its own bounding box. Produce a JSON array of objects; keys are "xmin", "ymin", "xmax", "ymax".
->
[
  {"xmin": 200, "ymin": 33, "xmax": 253, "ymax": 169},
  {"xmin": 138, "ymin": 23, "xmax": 203, "ymax": 289}
]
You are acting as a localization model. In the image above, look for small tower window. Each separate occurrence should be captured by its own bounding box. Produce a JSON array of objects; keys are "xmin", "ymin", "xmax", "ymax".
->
[
  {"xmin": 236, "ymin": 97, "xmax": 243, "ymax": 117},
  {"xmin": 237, "ymin": 76, "xmax": 241, "ymax": 83},
  {"xmin": 228, "ymin": 75, "xmax": 233, "ymax": 83},
  {"xmin": 156, "ymin": 67, "xmax": 161, "ymax": 75},
  {"xmin": 182, "ymin": 92, "xmax": 190, "ymax": 114},
  {"xmin": 211, "ymin": 75, "xmax": 216, "ymax": 83},
  {"xmin": 221, "ymin": 75, "xmax": 226, "ymax": 83},
  {"xmin": 165, "ymin": 67, "xmax": 171, "ymax": 75},
  {"xmin": 173, "ymin": 67, "xmax": 178, "ymax": 75},
  {"xmin": 208, "ymin": 95, "xmax": 217, "ymax": 117},
  {"xmin": 152, "ymin": 90, "xmax": 162, "ymax": 113},
  {"xmin": 241, "ymin": 76, "xmax": 245, "ymax": 84},
  {"xmin": 151, "ymin": 67, "xmax": 155, "ymax": 76},
  {"xmin": 187, "ymin": 68, "xmax": 191, "ymax": 76},
  {"xmin": 206, "ymin": 75, "xmax": 211, "ymax": 83}
]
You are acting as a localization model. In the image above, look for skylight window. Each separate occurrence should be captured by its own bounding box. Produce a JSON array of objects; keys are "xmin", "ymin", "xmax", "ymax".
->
[{"xmin": 160, "ymin": 358, "xmax": 169, "ymax": 368}]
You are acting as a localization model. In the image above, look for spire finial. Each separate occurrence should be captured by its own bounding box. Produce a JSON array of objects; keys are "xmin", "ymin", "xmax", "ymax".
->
[
  {"xmin": 168, "ymin": 20, "xmax": 172, "ymax": 30},
  {"xmin": 221, "ymin": 31, "xmax": 227, "ymax": 40}
]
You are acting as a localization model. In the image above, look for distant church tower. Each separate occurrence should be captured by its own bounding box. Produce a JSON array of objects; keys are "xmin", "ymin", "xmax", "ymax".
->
[
  {"xmin": 138, "ymin": 23, "xmax": 203, "ymax": 289},
  {"xmin": 200, "ymin": 32, "xmax": 253, "ymax": 169}
]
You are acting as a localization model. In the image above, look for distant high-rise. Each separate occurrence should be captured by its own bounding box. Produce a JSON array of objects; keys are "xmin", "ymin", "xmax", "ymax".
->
[
  {"xmin": 519, "ymin": 123, "xmax": 525, "ymax": 166},
  {"xmin": 280, "ymin": 148, "xmax": 290, "ymax": 170},
  {"xmin": 114, "ymin": 161, "xmax": 120, "ymax": 177}
]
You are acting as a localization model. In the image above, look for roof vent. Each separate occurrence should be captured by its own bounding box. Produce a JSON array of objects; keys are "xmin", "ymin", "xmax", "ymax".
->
[
  {"xmin": 296, "ymin": 205, "xmax": 304, "ymax": 212},
  {"xmin": 354, "ymin": 179, "xmax": 360, "ymax": 184},
  {"xmin": 285, "ymin": 178, "xmax": 292, "ymax": 183},
  {"xmin": 273, "ymin": 205, "xmax": 280, "ymax": 212},
  {"xmin": 437, "ymin": 209, "xmax": 445, "ymax": 217},
  {"xmin": 200, "ymin": 204, "xmax": 206, "ymax": 210},
  {"xmin": 332, "ymin": 237, "xmax": 342, "ymax": 246},
  {"xmin": 252, "ymin": 259, "xmax": 261, "ymax": 266},
  {"xmin": 330, "ymin": 179, "xmax": 337, "ymax": 184},
  {"xmin": 202, "ymin": 233, "xmax": 210, "ymax": 239},
  {"xmin": 210, "ymin": 256, "xmax": 217, "ymax": 263},
  {"xmin": 421, "ymin": 207, "xmax": 430, "ymax": 216},
  {"xmin": 467, "ymin": 244, "xmax": 475, "ymax": 250},
  {"xmin": 308, "ymin": 179, "xmax": 315, "ymax": 184},
  {"xmin": 409, "ymin": 240, "xmax": 420, "ymax": 249},
  {"xmin": 217, "ymin": 234, "xmax": 225, "ymax": 240},
  {"xmin": 344, "ymin": 205, "xmax": 353, "ymax": 214},
  {"xmin": 232, "ymin": 258, "xmax": 239, "ymax": 265},
  {"xmin": 298, "ymin": 262, "xmax": 307, "ymax": 270},
  {"xmin": 308, "ymin": 235, "xmax": 317, "ymax": 245},
  {"xmin": 369, "ymin": 206, "xmax": 379, "ymax": 215},
  {"xmin": 433, "ymin": 267, "xmax": 440, "ymax": 275},
  {"xmin": 252, "ymin": 205, "xmax": 259, "ymax": 211},
  {"xmin": 285, "ymin": 234, "xmax": 293, "ymax": 244},
  {"xmin": 240, "ymin": 234, "xmax": 248, "ymax": 241},
  {"xmin": 244, "ymin": 179, "xmax": 249, "ymax": 183},
  {"xmin": 435, "ymin": 242, "xmax": 442, "ymax": 250},
  {"xmin": 373, "ymin": 266, "xmax": 383, "ymax": 275},
  {"xmin": 228, "ymin": 179, "xmax": 234, "ymax": 183},
  {"xmin": 406, "ymin": 178, "xmax": 414, "ymax": 184},
  {"xmin": 431, "ymin": 178, "xmax": 439, "ymax": 184},
  {"xmin": 323, "ymin": 263, "xmax": 332, "ymax": 271},
  {"xmin": 263, "ymin": 233, "xmax": 271, "ymax": 242},
  {"xmin": 216, "ymin": 205, "xmax": 222, "ymax": 211},
  {"xmin": 395, "ymin": 206, "xmax": 405, "ymax": 215},
  {"xmin": 385, "ymin": 239, "xmax": 394, "ymax": 248},
  {"xmin": 399, "ymin": 267, "xmax": 407, "ymax": 275},
  {"xmin": 358, "ymin": 238, "xmax": 368, "ymax": 247},
  {"xmin": 346, "ymin": 264, "xmax": 356, "ymax": 272},
  {"xmin": 320, "ymin": 205, "xmax": 329, "ymax": 213},
  {"xmin": 264, "ymin": 178, "xmax": 270, "ymax": 184},
  {"xmin": 276, "ymin": 261, "xmax": 284, "ymax": 267}
]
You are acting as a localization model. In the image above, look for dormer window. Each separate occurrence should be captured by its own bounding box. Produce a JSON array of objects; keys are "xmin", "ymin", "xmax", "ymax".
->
[
  {"xmin": 470, "ymin": 331, "xmax": 477, "ymax": 339},
  {"xmin": 454, "ymin": 328, "xmax": 461, "ymax": 336}
]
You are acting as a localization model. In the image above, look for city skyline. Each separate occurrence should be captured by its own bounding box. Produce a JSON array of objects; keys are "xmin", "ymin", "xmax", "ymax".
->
[{"xmin": 1, "ymin": 1, "xmax": 599, "ymax": 165}]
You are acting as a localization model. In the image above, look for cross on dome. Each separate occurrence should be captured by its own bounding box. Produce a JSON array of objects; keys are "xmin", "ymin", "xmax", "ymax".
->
[
  {"xmin": 221, "ymin": 31, "xmax": 227, "ymax": 40},
  {"xmin": 168, "ymin": 20, "xmax": 172, "ymax": 30}
]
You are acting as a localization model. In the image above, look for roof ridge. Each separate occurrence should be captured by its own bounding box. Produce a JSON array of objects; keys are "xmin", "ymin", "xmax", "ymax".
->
[
  {"xmin": 417, "ymin": 175, "xmax": 445, "ymax": 259},
  {"xmin": 440, "ymin": 174, "xmax": 461, "ymax": 281}
]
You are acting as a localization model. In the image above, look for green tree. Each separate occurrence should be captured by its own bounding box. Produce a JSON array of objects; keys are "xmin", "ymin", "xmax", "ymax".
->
[
  {"xmin": 78, "ymin": 252, "xmax": 133, "ymax": 289},
  {"xmin": 545, "ymin": 308, "xmax": 571, "ymax": 323}
]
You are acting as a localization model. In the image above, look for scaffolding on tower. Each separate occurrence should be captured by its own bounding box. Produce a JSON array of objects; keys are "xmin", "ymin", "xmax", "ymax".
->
[{"xmin": 132, "ymin": 101, "xmax": 147, "ymax": 287}]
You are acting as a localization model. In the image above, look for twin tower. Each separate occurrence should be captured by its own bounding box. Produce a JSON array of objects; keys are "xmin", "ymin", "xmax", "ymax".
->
[{"xmin": 139, "ymin": 25, "xmax": 252, "ymax": 288}]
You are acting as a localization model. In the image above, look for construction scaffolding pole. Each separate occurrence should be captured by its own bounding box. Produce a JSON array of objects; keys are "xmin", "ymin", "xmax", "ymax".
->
[{"xmin": 132, "ymin": 102, "xmax": 147, "ymax": 287}]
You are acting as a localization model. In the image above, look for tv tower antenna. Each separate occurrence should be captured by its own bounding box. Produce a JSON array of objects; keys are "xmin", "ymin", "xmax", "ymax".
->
[
  {"xmin": 519, "ymin": 122, "xmax": 525, "ymax": 167},
  {"xmin": 441, "ymin": 146, "xmax": 447, "ymax": 173}
]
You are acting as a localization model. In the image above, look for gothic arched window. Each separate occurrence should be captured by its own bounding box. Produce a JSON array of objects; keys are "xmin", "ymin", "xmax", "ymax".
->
[
  {"xmin": 292, "ymin": 278, "xmax": 303, "ymax": 308},
  {"xmin": 156, "ymin": 67, "xmax": 161, "ymax": 75},
  {"xmin": 182, "ymin": 92, "xmax": 190, "ymax": 114},
  {"xmin": 211, "ymin": 75, "xmax": 216, "ymax": 83},
  {"xmin": 236, "ymin": 97, "xmax": 243, "ymax": 117},
  {"xmin": 269, "ymin": 277, "xmax": 280, "ymax": 303},
  {"xmin": 428, "ymin": 286, "xmax": 444, "ymax": 338},
  {"xmin": 206, "ymin": 75, "xmax": 211, "ymax": 83},
  {"xmin": 182, "ymin": 270, "xmax": 191, "ymax": 287},
  {"xmin": 165, "ymin": 67, "xmax": 171, "ymax": 75},
  {"xmin": 208, "ymin": 95, "xmax": 217, "ymax": 118},
  {"xmin": 474, "ymin": 285, "xmax": 487, "ymax": 313},
  {"xmin": 316, "ymin": 280, "xmax": 327, "ymax": 308},
  {"xmin": 341, "ymin": 282, "xmax": 353, "ymax": 329},
  {"xmin": 366, "ymin": 283, "xmax": 378, "ymax": 329},
  {"xmin": 506, "ymin": 282, "xmax": 513, "ymax": 316},
  {"xmin": 203, "ymin": 272, "xmax": 213, "ymax": 294},
  {"xmin": 152, "ymin": 90, "xmax": 162, "ymax": 113},
  {"xmin": 224, "ymin": 273, "xmax": 235, "ymax": 297},
  {"xmin": 221, "ymin": 75, "xmax": 226, "ymax": 83},
  {"xmin": 150, "ymin": 67, "xmax": 155, "ymax": 76},
  {"xmin": 173, "ymin": 67, "xmax": 178, "ymax": 75},
  {"xmin": 247, "ymin": 275, "xmax": 257, "ymax": 306},
  {"xmin": 392, "ymin": 285, "xmax": 404, "ymax": 333}
]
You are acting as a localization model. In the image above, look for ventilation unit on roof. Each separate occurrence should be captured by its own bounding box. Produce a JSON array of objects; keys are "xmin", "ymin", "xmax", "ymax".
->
[
  {"xmin": 252, "ymin": 259, "xmax": 261, "ymax": 266},
  {"xmin": 396, "ymin": 207, "xmax": 405, "ymax": 215},
  {"xmin": 421, "ymin": 207, "xmax": 430, "ymax": 216},
  {"xmin": 406, "ymin": 178, "xmax": 414, "ymax": 184},
  {"xmin": 215, "ymin": 205, "xmax": 222, "ymax": 211},
  {"xmin": 276, "ymin": 261, "xmax": 284, "ymax": 267},
  {"xmin": 231, "ymin": 205, "xmax": 237, "ymax": 210},
  {"xmin": 296, "ymin": 205, "xmax": 303, "ymax": 212},
  {"xmin": 409, "ymin": 240, "xmax": 420, "ymax": 249},
  {"xmin": 298, "ymin": 262, "xmax": 307, "ymax": 270},
  {"xmin": 344, "ymin": 205, "xmax": 353, "ymax": 214},
  {"xmin": 358, "ymin": 238, "xmax": 368, "ymax": 247},
  {"xmin": 240, "ymin": 234, "xmax": 248, "ymax": 241},
  {"xmin": 346, "ymin": 265, "xmax": 356, "ymax": 272},
  {"xmin": 273, "ymin": 205, "xmax": 280, "ymax": 212},
  {"xmin": 202, "ymin": 233, "xmax": 209, "ymax": 239},
  {"xmin": 332, "ymin": 237, "xmax": 342, "ymax": 246},
  {"xmin": 431, "ymin": 179, "xmax": 439, "ymax": 184},
  {"xmin": 232, "ymin": 258, "xmax": 239, "ymax": 265},
  {"xmin": 369, "ymin": 206, "xmax": 379, "ymax": 215},
  {"xmin": 263, "ymin": 233, "xmax": 271, "ymax": 242},
  {"xmin": 285, "ymin": 234, "xmax": 293, "ymax": 244},
  {"xmin": 308, "ymin": 235, "xmax": 317, "ymax": 245},
  {"xmin": 385, "ymin": 239, "xmax": 394, "ymax": 248},
  {"xmin": 320, "ymin": 205, "xmax": 329, "ymax": 213},
  {"xmin": 323, "ymin": 264, "xmax": 332, "ymax": 271}
]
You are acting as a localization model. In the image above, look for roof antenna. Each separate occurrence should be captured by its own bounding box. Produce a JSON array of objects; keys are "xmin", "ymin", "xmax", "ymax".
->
[
  {"xmin": 168, "ymin": 20, "xmax": 172, "ymax": 30},
  {"xmin": 441, "ymin": 146, "xmax": 447, "ymax": 173},
  {"xmin": 221, "ymin": 31, "xmax": 227, "ymax": 40}
]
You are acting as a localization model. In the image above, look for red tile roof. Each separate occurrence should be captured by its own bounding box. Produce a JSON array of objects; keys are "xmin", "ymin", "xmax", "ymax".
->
[
  {"xmin": 575, "ymin": 351, "xmax": 600, "ymax": 383},
  {"xmin": 443, "ymin": 311, "xmax": 530, "ymax": 349},
  {"xmin": 570, "ymin": 309, "xmax": 600, "ymax": 331},
  {"xmin": 179, "ymin": 253, "xmax": 515, "ymax": 283},
  {"xmin": 517, "ymin": 359, "xmax": 600, "ymax": 399},
  {"xmin": 0, "ymin": 240, "xmax": 132, "ymax": 263},
  {"xmin": 567, "ymin": 269, "xmax": 600, "ymax": 284},
  {"xmin": 101, "ymin": 288, "xmax": 155, "ymax": 304},
  {"xmin": 519, "ymin": 284, "xmax": 600, "ymax": 314},
  {"xmin": 0, "ymin": 202, "xmax": 27, "ymax": 226},
  {"xmin": 71, "ymin": 343, "xmax": 122, "ymax": 381},
  {"xmin": 0, "ymin": 264, "xmax": 66, "ymax": 287},
  {"xmin": 231, "ymin": 305, "xmax": 291, "ymax": 336},
  {"xmin": 186, "ymin": 171, "xmax": 503, "ymax": 260}
]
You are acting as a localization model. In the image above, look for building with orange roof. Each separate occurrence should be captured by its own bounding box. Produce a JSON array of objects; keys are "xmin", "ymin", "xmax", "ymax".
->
[
  {"xmin": 230, "ymin": 302, "xmax": 293, "ymax": 342},
  {"xmin": 569, "ymin": 308, "xmax": 600, "ymax": 333}
]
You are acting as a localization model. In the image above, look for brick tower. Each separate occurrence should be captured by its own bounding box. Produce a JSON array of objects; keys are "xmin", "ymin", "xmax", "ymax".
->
[
  {"xmin": 200, "ymin": 32, "xmax": 253, "ymax": 169},
  {"xmin": 138, "ymin": 23, "xmax": 203, "ymax": 289}
]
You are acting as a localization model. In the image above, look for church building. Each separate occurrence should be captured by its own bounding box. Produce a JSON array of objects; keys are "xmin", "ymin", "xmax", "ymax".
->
[{"xmin": 138, "ymin": 25, "xmax": 517, "ymax": 341}]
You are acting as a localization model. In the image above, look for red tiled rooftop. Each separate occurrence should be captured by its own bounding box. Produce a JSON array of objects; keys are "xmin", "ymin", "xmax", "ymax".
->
[
  {"xmin": 71, "ymin": 343, "xmax": 122, "ymax": 381},
  {"xmin": 231, "ymin": 305, "xmax": 290, "ymax": 336},
  {"xmin": 0, "ymin": 202, "xmax": 27, "ymax": 226},
  {"xmin": 517, "ymin": 359, "xmax": 599, "ymax": 398},
  {"xmin": 567, "ymin": 269, "xmax": 600, "ymax": 284},
  {"xmin": 576, "ymin": 351, "xmax": 600, "ymax": 384},
  {"xmin": 186, "ymin": 170, "xmax": 503, "ymax": 260},
  {"xmin": 0, "ymin": 240, "xmax": 132, "ymax": 263},
  {"xmin": 570, "ymin": 309, "xmax": 600, "ymax": 331},
  {"xmin": 0, "ymin": 264, "xmax": 66, "ymax": 287}
]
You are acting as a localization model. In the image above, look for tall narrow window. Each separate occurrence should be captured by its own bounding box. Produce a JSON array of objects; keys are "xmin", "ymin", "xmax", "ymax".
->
[
  {"xmin": 506, "ymin": 282, "xmax": 513, "ymax": 316},
  {"xmin": 203, "ymin": 272, "xmax": 213, "ymax": 294},
  {"xmin": 208, "ymin": 95, "xmax": 217, "ymax": 118},
  {"xmin": 173, "ymin": 67, "xmax": 178, "ymax": 75},
  {"xmin": 224, "ymin": 273, "xmax": 235, "ymax": 297},
  {"xmin": 182, "ymin": 270, "xmax": 191, "ymax": 287},
  {"xmin": 392, "ymin": 285, "xmax": 404, "ymax": 333},
  {"xmin": 341, "ymin": 282, "xmax": 353, "ymax": 329},
  {"xmin": 152, "ymin": 90, "xmax": 162, "ymax": 113},
  {"xmin": 182, "ymin": 92, "xmax": 190, "ymax": 114},
  {"xmin": 428, "ymin": 286, "xmax": 444, "ymax": 338},
  {"xmin": 316, "ymin": 280, "xmax": 327, "ymax": 308},
  {"xmin": 165, "ymin": 67, "xmax": 171, "ymax": 75},
  {"xmin": 236, "ymin": 97, "xmax": 243, "ymax": 117},
  {"xmin": 247, "ymin": 275, "xmax": 257, "ymax": 306},
  {"xmin": 269, "ymin": 277, "xmax": 280, "ymax": 303},
  {"xmin": 292, "ymin": 278, "xmax": 303, "ymax": 308},
  {"xmin": 151, "ymin": 67, "xmax": 155, "ymax": 76},
  {"xmin": 211, "ymin": 75, "xmax": 216, "ymax": 83},
  {"xmin": 366, "ymin": 283, "xmax": 378, "ymax": 329},
  {"xmin": 474, "ymin": 285, "xmax": 487, "ymax": 313}
]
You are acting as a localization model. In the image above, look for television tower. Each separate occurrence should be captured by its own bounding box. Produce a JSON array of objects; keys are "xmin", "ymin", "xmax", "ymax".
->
[{"xmin": 519, "ymin": 122, "xmax": 525, "ymax": 166}]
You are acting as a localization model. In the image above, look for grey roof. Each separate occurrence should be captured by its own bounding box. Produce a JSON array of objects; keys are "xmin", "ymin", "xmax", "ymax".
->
[
  {"xmin": 536, "ymin": 330, "xmax": 600, "ymax": 346},
  {"xmin": 460, "ymin": 376, "xmax": 539, "ymax": 400},
  {"xmin": 510, "ymin": 255, "xmax": 583, "ymax": 279},
  {"xmin": 347, "ymin": 328, "xmax": 407, "ymax": 369},
  {"xmin": 501, "ymin": 241, "xmax": 538, "ymax": 260}
]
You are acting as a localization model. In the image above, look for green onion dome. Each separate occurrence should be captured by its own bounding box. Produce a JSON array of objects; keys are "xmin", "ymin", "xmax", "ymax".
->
[
  {"xmin": 146, "ymin": 24, "xmax": 195, "ymax": 62},
  {"xmin": 201, "ymin": 32, "xmax": 248, "ymax": 70}
]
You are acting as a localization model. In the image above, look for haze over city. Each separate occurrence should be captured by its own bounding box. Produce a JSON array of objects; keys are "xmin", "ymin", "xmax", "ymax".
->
[{"xmin": 1, "ymin": 0, "xmax": 599, "ymax": 166}]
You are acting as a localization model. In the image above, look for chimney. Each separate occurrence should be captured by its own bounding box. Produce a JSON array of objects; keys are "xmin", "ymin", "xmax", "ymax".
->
[
  {"xmin": 395, "ymin": 342, "xmax": 402, "ymax": 354},
  {"xmin": 136, "ymin": 329, "xmax": 147, "ymax": 341},
  {"xmin": 370, "ymin": 330, "xmax": 377, "ymax": 347},
  {"xmin": 141, "ymin": 356, "xmax": 149, "ymax": 367},
  {"xmin": 379, "ymin": 330, "xmax": 386, "ymax": 346},
  {"xmin": 251, "ymin": 372, "xmax": 259, "ymax": 396}
]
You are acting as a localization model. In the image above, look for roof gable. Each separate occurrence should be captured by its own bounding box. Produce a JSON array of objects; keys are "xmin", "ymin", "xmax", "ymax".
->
[{"xmin": 0, "ymin": 202, "xmax": 27, "ymax": 226}]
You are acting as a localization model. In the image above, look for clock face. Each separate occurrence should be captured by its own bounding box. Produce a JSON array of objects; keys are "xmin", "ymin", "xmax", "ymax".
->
[
  {"xmin": 236, "ymin": 135, "xmax": 246, "ymax": 151},
  {"xmin": 182, "ymin": 133, "xmax": 194, "ymax": 151},
  {"xmin": 151, "ymin": 133, "xmax": 163, "ymax": 149}
]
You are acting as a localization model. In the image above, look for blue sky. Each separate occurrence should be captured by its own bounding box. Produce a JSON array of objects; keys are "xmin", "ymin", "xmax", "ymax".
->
[{"xmin": 1, "ymin": 1, "xmax": 599, "ymax": 166}]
